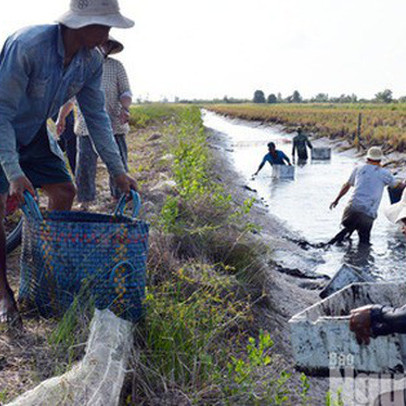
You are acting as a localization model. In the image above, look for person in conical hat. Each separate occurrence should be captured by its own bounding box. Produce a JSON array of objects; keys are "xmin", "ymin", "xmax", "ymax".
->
[{"xmin": 0, "ymin": 0, "xmax": 136, "ymax": 327}]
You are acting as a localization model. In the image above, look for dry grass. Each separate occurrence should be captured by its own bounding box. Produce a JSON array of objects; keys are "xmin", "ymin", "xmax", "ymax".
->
[{"xmin": 207, "ymin": 103, "xmax": 406, "ymax": 152}]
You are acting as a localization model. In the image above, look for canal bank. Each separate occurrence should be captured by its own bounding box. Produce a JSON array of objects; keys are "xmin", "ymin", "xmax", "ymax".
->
[
  {"xmin": 203, "ymin": 110, "xmax": 406, "ymax": 282},
  {"xmin": 203, "ymin": 109, "xmax": 406, "ymax": 403}
]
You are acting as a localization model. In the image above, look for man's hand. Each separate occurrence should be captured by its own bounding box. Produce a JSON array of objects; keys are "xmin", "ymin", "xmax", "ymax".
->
[
  {"xmin": 55, "ymin": 117, "xmax": 66, "ymax": 137},
  {"xmin": 349, "ymin": 305, "xmax": 373, "ymax": 345},
  {"xmin": 330, "ymin": 200, "xmax": 338, "ymax": 210},
  {"xmin": 114, "ymin": 173, "xmax": 138, "ymax": 196},
  {"xmin": 9, "ymin": 176, "xmax": 35, "ymax": 205},
  {"xmin": 119, "ymin": 109, "xmax": 130, "ymax": 125}
]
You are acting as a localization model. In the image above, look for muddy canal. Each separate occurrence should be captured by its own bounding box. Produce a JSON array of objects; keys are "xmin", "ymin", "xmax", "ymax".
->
[{"xmin": 203, "ymin": 110, "xmax": 406, "ymax": 282}]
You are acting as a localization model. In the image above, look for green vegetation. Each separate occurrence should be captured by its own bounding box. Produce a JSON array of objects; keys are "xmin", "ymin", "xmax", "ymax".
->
[
  {"xmin": 207, "ymin": 103, "xmax": 406, "ymax": 152},
  {"xmin": 121, "ymin": 104, "xmax": 309, "ymax": 404}
]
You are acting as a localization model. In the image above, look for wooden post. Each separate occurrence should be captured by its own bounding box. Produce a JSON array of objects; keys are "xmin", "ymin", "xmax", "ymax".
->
[{"xmin": 356, "ymin": 113, "xmax": 362, "ymax": 150}]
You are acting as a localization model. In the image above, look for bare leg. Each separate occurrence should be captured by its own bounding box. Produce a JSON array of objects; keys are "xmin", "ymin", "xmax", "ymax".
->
[
  {"xmin": 0, "ymin": 183, "xmax": 75, "ymax": 326},
  {"xmin": 41, "ymin": 182, "xmax": 76, "ymax": 211},
  {"xmin": 0, "ymin": 193, "xmax": 22, "ymax": 327}
]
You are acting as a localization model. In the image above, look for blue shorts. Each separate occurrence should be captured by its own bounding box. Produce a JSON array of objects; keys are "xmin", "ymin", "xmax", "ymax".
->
[{"xmin": 0, "ymin": 124, "xmax": 72, "ymax": 194}]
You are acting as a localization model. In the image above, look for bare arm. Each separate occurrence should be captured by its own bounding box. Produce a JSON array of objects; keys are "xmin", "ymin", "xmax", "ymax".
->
[
  {"xmin": 56, "ymin": 100, "xmax": 75, "ymax": 136},
  {"xmin": 254, "ymin": 161, "xmax": 266, "ymax": 176},
  {"xmin": 330, "ymin": 182, "xmax": 351, "ymax": 210},
  {"xmin": 119, "ymin": 94, "xmax": 132, "ymax": 124}
]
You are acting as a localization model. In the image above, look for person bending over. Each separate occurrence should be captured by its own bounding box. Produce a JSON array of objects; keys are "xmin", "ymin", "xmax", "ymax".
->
[
  {"xmin": 0, "ymin": 0, "xmax": 136, "ymax": 327},
  {"xmin": 253, "ymin": 142, "xmax": 291, "ymax": 176},
  {"xmin": 329, "ymin": 146, "xmax": 401, "ymax": 246}
]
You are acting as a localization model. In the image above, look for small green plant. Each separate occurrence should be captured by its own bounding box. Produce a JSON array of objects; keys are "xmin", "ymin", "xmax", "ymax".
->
[
  {"xmin": 159, "ymin": 195, "xmax": 180, "ymax": 232},
  {"xmin": 0, "ymin": 389, "xmax": 8, "ymax": 403},
  {"xmin": 326, "ymin": 388, "xmax": 344, "ymax": 406},
  {"xmin": 48, "ymin": 294, "xmax": 94, "ymax": 375},
  {"xmin": 300, "ymin": 373, "xmax": 310, "ymax": 405},
  {"xmin": 224, "ymin": 330, "xmax": 291, "ymax": 405}
]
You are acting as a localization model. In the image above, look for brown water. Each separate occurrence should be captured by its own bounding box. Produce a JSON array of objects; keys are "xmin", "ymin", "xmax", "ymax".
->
[{"xmin": 203, "ymin": 110, "xmax": 406, "ymax": 281}]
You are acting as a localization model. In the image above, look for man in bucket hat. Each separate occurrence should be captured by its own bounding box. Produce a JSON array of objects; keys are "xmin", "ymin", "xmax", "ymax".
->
[
  {"xmin": 0, "ymin": 0, "xmax": 135, "ymax": 327},
  {"xmin": 329, "ymin": 146, "xmax": 402, "ymax": 246}
]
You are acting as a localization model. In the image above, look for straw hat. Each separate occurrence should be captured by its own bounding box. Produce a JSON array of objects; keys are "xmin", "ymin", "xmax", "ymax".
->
[
  {"xmin": 57, "ymin": 0, "xmax": 134, "ymax": 29},
  {"xmin": 366, "ymin": 146, "xmax": 383, "ymax": 161},
  {"xmin": 385, "ymin": 188, "xmax": 406, "ymax": 224}
]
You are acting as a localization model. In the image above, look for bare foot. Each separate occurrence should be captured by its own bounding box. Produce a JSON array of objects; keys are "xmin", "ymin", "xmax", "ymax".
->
[{"xmin": 0, "ymin": 289, "xmax": 23, "ymax": 329}]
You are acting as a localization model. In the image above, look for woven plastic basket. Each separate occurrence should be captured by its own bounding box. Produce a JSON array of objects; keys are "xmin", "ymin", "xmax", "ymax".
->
[{"xmin": 19, "ymin": 191, "xmax": 148, "ymax": 322}]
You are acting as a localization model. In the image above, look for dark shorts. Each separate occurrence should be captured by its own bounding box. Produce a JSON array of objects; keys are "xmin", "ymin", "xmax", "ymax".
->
[
  {"xmin": 341, "ymin": 206, "xmax": 374, "ymax": 245},
  {"xmin": 0, "ymin": 124, "xmax": 72, "ymax": 194}
]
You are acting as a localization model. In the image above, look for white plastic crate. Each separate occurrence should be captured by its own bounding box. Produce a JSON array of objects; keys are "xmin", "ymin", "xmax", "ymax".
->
[
  {"xmin": 312, "ymin": 147, "xmax": 331, "ymax": 160},
  {"xmin": 272, "ymin": 164, "xmax": 295, "ymax": 179},
  {"xmin": 289, "ymin": 283, "xmax": 406, "ymax": 374}
]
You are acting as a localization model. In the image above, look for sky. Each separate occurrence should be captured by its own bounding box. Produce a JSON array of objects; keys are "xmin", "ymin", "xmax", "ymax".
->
[{"xmin": 1, "ymin": 0, "xmax": 406, "ymax": 101}]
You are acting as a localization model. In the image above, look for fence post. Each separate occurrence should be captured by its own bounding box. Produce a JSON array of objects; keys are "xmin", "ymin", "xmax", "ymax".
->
[{"xmin": 356, "ymin": 113, "xmax": 362, "ymax": 151}]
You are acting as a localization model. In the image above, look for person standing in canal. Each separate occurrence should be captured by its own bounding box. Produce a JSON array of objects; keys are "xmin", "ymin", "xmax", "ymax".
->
[
  {"xmin": 253, "ymin": 142, "xmax": 291, "ymax": 177},
  {"xmin": 292, "ymin": 127, "xmax": 313, "ymax": 164},
  {"xmin": 329, "ymin": 146, "xmax": 401, "ymax": 246}
]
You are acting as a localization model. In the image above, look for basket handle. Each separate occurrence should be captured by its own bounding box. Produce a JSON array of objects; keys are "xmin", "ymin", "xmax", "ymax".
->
[
  {"xmin": 21, "ymin": 191, "xmax": 43, "ymax": 221},
  {"xmin": 110, "ymin": 260, "xmax": 137, "ymax": 277},
  {"xmin": 113, "ymin": 190, "xmax": 141, "ymax": 219}
]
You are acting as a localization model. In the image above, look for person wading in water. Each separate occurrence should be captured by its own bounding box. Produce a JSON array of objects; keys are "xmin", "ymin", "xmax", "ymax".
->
[{"xmin": 253, "ymin": 142, "xmax": 292, "ymax": 177}]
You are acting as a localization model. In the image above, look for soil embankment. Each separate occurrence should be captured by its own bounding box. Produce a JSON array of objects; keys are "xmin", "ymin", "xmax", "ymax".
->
[
  {"xmin": 206, "ymin": 126, "xmax": 331, "ymax": 403},
  {"xmin": 2, "ymin": 105, "xmax": 334, "ymax": 404}
]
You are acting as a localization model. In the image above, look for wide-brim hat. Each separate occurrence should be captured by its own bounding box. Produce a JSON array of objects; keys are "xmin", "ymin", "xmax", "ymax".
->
[
  {"xmin": 366, "ymin": 146, "xmax": 383, "ymax": 161},
  {"xmin": 57, "ymin": 0, "xmax": 134, "ymax": 29},
  {"xmin": 385, "ymin": 188, "xmax": 406, "ymax": 224}
]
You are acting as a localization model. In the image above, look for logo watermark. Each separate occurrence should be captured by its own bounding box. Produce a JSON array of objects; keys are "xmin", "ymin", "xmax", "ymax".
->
[{"xmin": 329, "ymin": 352, "xmax": 406, "ymax": 405}]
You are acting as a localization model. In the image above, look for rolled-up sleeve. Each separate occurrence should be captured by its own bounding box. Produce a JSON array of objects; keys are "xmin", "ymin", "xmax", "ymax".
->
[
  {"xmin": 76, "ymin": 64, "xmax": 125, "ymax": 177},
  {"xmin": 371, "ymin": 304, "xmax": 406, "ymax": 336},
  {"xmin": 0, "ymin": 39, "xmax": 30, "ymax": 181}
]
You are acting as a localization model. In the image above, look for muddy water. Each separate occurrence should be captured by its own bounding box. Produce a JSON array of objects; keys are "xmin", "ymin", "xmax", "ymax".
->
[{"xmin": 203, "ymin": 110, "xmax": 406, "ymax": 281}]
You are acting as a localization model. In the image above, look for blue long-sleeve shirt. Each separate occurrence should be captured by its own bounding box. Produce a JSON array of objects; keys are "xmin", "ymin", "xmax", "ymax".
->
[{"xmin": 0, "ymin": 24, "xmax": 125, "ymax": 181}]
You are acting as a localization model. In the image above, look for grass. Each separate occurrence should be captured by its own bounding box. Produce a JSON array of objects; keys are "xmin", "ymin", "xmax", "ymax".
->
[
  {"xmin": 206, "ymin": 103, "xmax": 406, "ymax": 152},
  {"xmin": 120, "ymin": 104, "xmax": 309, "ymax": 405},
  {"xmin": 2, "ymin": 103, "xmax": 311, "ymax": 405}
]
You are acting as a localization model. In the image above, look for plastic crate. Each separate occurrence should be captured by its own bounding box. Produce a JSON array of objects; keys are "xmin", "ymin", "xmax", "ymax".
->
[{"xmin": 289, "ymin": 283, "xmax": 406, "ymax": 375}]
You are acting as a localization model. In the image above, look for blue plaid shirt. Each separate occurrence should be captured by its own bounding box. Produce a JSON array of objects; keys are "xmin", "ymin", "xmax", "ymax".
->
[{"xmin": 0, "ymin": 24, "xmax": 125, "ymax": 181}]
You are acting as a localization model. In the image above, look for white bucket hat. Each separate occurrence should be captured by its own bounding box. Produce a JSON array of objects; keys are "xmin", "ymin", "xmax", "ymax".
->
[
  {"xmin": 57, "ymin": 0, "xmax": 134, "ymax": 29},
  {"xmin": 385, "ymin": 188, "xmax": 406, "ymax": 224},
  {"xmin": 366, "ymin": 146, "xmax": 383, "ymax": 161}
]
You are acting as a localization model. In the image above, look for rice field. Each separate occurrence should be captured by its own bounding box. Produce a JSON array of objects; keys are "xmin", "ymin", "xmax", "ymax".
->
[{"xmin": 207, "ymin": 103, "xmax": 406, "ymax": 152}]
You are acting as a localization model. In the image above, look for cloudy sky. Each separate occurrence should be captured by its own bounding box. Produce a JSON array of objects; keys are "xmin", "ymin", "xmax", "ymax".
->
[{"xmin": 1, "ymin": 0, "xmax": 406, "ymax": 101}]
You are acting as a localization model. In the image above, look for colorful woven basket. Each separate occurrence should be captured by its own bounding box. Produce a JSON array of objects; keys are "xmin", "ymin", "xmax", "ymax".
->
[{"xmin": 19, "ymin": 191, "xmax": 148, "ymax": 322}]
